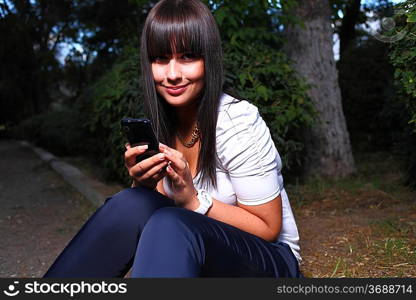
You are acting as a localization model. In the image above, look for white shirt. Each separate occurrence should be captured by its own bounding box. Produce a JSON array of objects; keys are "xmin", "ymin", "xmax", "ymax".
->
[{"xmin": 163, "ymin": 93, "xmax": 301, "ymax": 263}]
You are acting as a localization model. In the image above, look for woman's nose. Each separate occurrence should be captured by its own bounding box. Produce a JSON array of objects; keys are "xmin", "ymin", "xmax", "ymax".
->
[{"xmin": 166, "ymin": 59, "xmax": 181, "ymax": 82}]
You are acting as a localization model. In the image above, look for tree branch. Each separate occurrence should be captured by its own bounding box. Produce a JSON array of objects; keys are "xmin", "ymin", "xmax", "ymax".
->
[
  {"xmin": 50, "ymin": 23, "xmax": 68, "ymax": 52},
  {"xmin": 0, "ymin": 0, "xmax": 13, "ymax": 18}
]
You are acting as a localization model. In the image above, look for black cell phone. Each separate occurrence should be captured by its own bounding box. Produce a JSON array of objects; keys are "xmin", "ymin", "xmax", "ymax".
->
[{"xmin": 121, "ymin": 118, "xmax": 160, "ymax": 163}]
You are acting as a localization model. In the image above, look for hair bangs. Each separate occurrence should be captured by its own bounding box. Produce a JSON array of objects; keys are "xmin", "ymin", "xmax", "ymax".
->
[{"xmin": 146, "ymin": 2, "xmax": 205, "ymax": 60}]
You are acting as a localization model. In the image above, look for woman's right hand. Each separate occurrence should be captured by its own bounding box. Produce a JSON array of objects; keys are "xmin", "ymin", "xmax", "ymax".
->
[{"xmin": 124, "ymin": 143, "xmax": 168, "ymax": 189}]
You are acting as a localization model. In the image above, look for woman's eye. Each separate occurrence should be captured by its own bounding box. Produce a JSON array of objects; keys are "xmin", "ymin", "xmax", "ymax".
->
[
  {"xmin": 181, "ymin": 53, "xmax": 200, "ymax": 61},
  {"xmin": 153, "ymin": 56, "xmax": 169, "ymax": 63}
]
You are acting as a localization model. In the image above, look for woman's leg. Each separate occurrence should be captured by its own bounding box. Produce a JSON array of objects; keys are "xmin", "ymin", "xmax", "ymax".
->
[
  {"xmin": 44, "ymin": 187, "xmax": 175, "ymax": 278},
  {"xmin": 131, "ymin": 207, "xmax": 301, "ymax": 278}
]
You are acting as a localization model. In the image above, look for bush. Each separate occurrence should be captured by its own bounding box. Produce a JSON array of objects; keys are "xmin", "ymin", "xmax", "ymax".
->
[
  {"xmin": 12, "ymin": 107, "xmax": 96, "ymax": 156},
  {"xmin": 214, "ymin": 0, "xmax": 314, "ymax": 174},
  {"xmin": 223, "ymin": 42, "xmax": 313, "ymax": 172},
  {"xmin": 81, "ymin": 42, "xmax": 143, "ymax": 183},
  {"xmin": 389, "ymin": 0, "xmax": 416, "ymax": 188}
]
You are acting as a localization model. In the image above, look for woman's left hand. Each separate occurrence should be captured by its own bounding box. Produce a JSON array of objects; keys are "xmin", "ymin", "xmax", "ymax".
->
[{"xmin": 159, "ymin": 144, "xmax": 199, "ymax": 210}]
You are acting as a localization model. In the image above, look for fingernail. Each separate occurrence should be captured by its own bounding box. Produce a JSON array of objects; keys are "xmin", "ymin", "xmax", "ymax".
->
[
  {"xmin": 158, "ymin": 153, "xmax": 165, "ymax": 160},
  {"xmin": 138, "ymin": 145, "xmax": 148, "ymax": 150}
]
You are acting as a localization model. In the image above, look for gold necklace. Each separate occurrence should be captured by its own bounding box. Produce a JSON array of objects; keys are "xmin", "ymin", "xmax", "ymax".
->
[{"xmin": 177, "ymin": 123, "xmax": 200, "ymax": 148}]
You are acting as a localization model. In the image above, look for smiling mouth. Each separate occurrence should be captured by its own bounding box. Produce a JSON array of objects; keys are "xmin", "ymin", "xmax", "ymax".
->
[
  {"xmin": 164, "ymin": 84, "xmax": 189, "ymax": 89},
  {"xmin": 163, "ymin": 84, "xmax": 189, "ymax": 96}
]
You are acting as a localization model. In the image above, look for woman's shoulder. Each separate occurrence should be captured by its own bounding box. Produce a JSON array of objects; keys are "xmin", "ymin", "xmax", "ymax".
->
[
  {"xmin": 217, "ymin": 93, "xmax": 260, "ymax": 128},
  {"xmin": 215, "ymin": 93, "xmax": 280, "ymax": 175}
]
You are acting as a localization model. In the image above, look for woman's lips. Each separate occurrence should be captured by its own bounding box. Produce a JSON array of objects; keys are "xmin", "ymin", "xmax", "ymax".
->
[{"xmin": 164, "ymin": 84, "xmax": 189, "ymax": 96}]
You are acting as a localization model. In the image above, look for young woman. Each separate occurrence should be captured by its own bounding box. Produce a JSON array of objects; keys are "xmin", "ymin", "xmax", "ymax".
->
[{"xmin": 44, "ymin": 0, "xmax": 302, "ymax": 278}]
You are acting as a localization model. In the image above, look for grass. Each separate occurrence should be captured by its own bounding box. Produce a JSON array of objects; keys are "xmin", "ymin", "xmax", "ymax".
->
[
  {"xmin": 289, "ymin": 151, "xmax": 416, "ymax": 277},
  {"xmin": 318, "ymin": 225, "xmax": 416, "ymax": 278},
  {"xmin": 338, "ymin": 223, "xmax": 415, "ymax": 277}
]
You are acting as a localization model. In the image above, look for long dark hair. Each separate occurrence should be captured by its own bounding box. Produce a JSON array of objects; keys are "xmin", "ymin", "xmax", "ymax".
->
[{"xmin": 140, "ymin": 0, "xmax": 224, "ymax": 189}]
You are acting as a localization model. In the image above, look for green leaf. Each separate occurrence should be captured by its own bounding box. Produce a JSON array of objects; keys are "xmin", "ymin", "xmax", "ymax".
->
[
  {"xmin": 256, "ymin": 85, "xmax": 269, "ymax": 100},
  {"xmin": 214, "ymin": 7, "xmax": 227, "ymax": 26},
  {"xmin": 407, "ymin": 13, "xmax": 416, "ymax": 23},
  {"xmin": 238, "ymin": 73, "xmax": 247, "ymax": 86}
]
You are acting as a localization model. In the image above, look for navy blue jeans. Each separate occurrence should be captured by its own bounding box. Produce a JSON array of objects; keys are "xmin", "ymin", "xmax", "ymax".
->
[{"xmin": 44, "ymin": 187, "xmax": 301, "ymax": 278}]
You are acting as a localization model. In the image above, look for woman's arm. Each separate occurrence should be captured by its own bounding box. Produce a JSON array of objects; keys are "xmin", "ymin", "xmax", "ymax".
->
[
  {"xmin": 185, "ymin": 194, "xmax": 282, "ymax": 242},
  {"xmin": 160, "ymin": 144, "xmax": 283, "ymax": 242},
  {"xmin": 155, "ymin": 170, "xmax": 281, "ymax": 242}
]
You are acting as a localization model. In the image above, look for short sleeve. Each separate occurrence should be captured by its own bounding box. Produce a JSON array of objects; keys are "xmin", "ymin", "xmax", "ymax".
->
[{"xmin": 216, "ymin": 100, "xmax": 282, "ymax": 205}]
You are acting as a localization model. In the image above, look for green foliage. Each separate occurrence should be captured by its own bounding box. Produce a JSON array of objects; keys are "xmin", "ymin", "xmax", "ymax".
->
[
  {"xmin": 205, "ymin": 0, "xmax": 298, "ymax": 45},
  {"xmin": 389, "ymin": 0, "xmax": 416, "ymax": 188},
  {"xmin": 389, "ymin": 1, "xmax": 416, "ymax": 126},
  {"xmin": 82, "ymin": 42, "xmax": 143, "ymax": 183},
  {"xmin": 12, "ymin": 108, "xmax": 94, "ymax": 156},
  {"xmin": 223, "ymin": 42, "xmax": 313, "ymax": 170},
  {"xmin": 209, "ymin": 0, "xmax": 314, "ymax": 171},
  {"xmin": 207, "ymin": 0, "xmax": 279, "ymax": 41}
]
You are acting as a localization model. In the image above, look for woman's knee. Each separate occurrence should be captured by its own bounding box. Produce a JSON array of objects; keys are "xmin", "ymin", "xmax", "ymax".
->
[
  {"xmin": 104, "ymin": 187, "xmax": 167, "ymax": 215},
  {"xmin": 97, "ymin": 187, "xmax": 172, "ymax": 232},
  {"xmin": 136, "ymin": 208, "xmax": 211, "ymax": 271},
  {"xmin": 143, "ymin": 207, "xmax": 200, "ymax": 237},
  {"xmin": 132, "ymin": 208, "xmax": 205, "ymax": 277}
]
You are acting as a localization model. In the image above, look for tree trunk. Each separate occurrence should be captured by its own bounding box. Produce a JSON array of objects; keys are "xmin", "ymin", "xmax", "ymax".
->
[
  {"xmin": 284, "ymin": 0, "xmax": 355, "ymax": 178},
  {"xmin": 339, "ymin": 0, "xmax": 361, "ymax": 61}
]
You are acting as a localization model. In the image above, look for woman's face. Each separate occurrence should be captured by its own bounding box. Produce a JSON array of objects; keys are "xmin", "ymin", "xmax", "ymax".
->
[{"xmin": 151, "ymin": 53, "xmax": 205, "ymax": 108}]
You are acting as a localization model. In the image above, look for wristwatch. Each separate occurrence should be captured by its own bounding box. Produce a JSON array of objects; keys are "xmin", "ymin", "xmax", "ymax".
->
[{"xmin": 194, "ymin": 189, "xmax": 213, "ymax": 215}]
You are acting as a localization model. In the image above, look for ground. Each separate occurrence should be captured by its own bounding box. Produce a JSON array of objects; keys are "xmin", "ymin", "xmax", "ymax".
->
[
  {"xmin": 0, "ymin": 140, "xmax": 105, "ymax": 277},
  {"xmin": 290, "ymin": 152, "xmax": 416, "ymax": 277},
  {"xmin": 0, "ymin": 140, "xmax": 414, "ymax": 277}
]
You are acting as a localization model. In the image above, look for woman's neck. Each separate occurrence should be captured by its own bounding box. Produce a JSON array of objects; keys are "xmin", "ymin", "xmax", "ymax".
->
[{"xmin": 175, "ymin": 102, "xmax": 198, "ymax": 134}]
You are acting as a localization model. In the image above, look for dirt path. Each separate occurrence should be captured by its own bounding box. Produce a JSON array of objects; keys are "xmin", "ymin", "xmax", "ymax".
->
[{"xmin": 0, "ymin": 140, "xmax": 99, "ymax": 277}]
